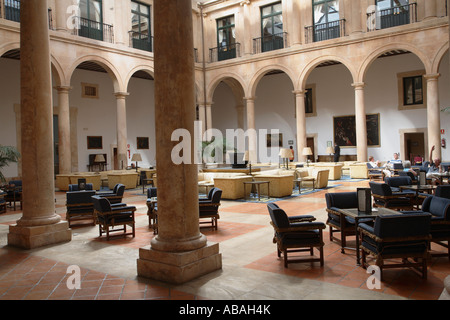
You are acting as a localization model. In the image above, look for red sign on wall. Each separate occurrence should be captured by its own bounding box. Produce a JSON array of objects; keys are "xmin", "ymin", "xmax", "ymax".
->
[{"xmin": 442, "ymin": 129, "xmax": 445, "ymax": 135}]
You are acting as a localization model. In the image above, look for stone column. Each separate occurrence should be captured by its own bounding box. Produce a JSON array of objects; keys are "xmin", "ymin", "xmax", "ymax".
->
[
  {"xmin": 349, "ymin": 0, "xmax": 363, "ymax": 34},
  {"xmin": 54, "ymin": 0, "xmax": 74, "ymax": 33},
  {"xmin": 245, "ymin": 97, "xmax": 257, "ymax": 155},
  {"xmin": 198, "ymin": 103, "xmax": 206, "ymax": 138},
  {"xmin": 206, "ymin": 103, "xmax": 213, "ymax": 140},
  {"xmin": 294, "ymin": 90, "xmax": 307, "ymax": 162},
  {"xmin": 137, "ymin": 0, "xmax": 221, "ymax": 285},
  {"xmin": 353, "ymin": 83, "xmax": 368, "ymax": 161},
  {"xmin": 115, "ymin": 92, "xmax": 129, "ymax": 169},
  {"xmin": 240, "ymin": 0, "xmax": 252, "ymax": 56},
  {"xmin": 425, "ymin": 73, "xmax": 442, "ymax": 160},
  {"xmin": 56, "ymin": 86, "xmax": 72, "ymax": 174},
  {"xmin": 8, "ymin": 0, "xmax": 71, "ymax": 249}
]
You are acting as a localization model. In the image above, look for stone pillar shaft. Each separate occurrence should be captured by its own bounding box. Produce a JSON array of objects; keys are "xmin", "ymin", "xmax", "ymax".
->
[
  {"xmin": 245, "ymin": 97, "xmax": 257, "ymax": 154},
  {"xmin": 137, "ymin": 0, "xmax": 221, "ymax": 285},
  {"xmin": 56, "ymin": 86, "xmax": 72, "ymax": 174},
  {"xmin": 294, "ymin": 90, "xmax": 307, "ymax": 162},
  {"xmin": 425, "ymin": 74, "xmax": 442, "ymax": 160},
  {"xmin": 353, "ymin": 83, "xmax": 368, "ymax": 161},
  {"xmin": 115, "ymin": 92, "xmax": 129, "ymax": 169},
  {"xmin": 8, "ymin": 0, "xmax": 71, "ymax": 249}
]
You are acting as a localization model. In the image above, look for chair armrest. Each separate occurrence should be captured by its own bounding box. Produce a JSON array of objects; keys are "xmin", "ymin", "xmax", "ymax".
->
[
  {"xmin": 111, "ymin": 206, "xmax": 136, "ymax": 213},
  {"xmin": 289, "ymin": 215, "xmax": 316, "ymax": 223},
  {"xmin": 199, "ymin": 203, "xmax": 220, "ymax": 207},
  {"xmin": 271, "ymin": 221, "xmax": 325, "ymax": 233}
]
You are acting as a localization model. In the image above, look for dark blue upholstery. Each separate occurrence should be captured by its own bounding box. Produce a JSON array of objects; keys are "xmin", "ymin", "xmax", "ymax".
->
[
  {"xmin": 5, "ymin": 180, "xmax": 22, "ymax": 210},
  {"xmin": 435, "ymin": 185, "xmax": 450, "ymax": 199},
  {"xmin": 96, "ymin": 184, "xmax": 125, "ymax": 204},
  {"xmin": 358, "ymin": 213, "xmax": 431, "ymax": 279},
  {"xmin": 199, "ymin": 188, "xmax": 222, "ymax": 217},
  {"xmin": 267, "ymin": 203, "xmax": 325, "ymax": 267},
  {"xmin": 385, "ymin": 176, "xmax": 413, "ymax": 193},
  {"xmin": 66, "ymin": 191, "xmax": 96, "ymax": 227},
  {"xmin": 369, "ymin": 182, "xmax": 413, "ymax": 210},
  {"xmin": 69, "ymin": 183, "xmax": 93, "ymax": 191},
  {"xmin": 269, "ymin": 202, "xmax": 315, "ymax": 223}
]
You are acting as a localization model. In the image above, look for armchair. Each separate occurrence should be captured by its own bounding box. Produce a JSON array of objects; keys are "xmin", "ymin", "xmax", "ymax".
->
[
  {"xmin": 358, "ymin": 213, "xmax": 431, "ymax": 280},
  {"xmin": 420, "ymin": 195, "xmax": 450, "ymax": 259},
  {"xmin": 199, "ymin": 188, "xmax": 222, "ymax": 230},
  {"xmin": 140, "ymin": 171, "xmax": 153, "ymax": 194},
  {"xmin": 325, "ymin": 192, "xmax": 372, "ymax": 253},
  {"xmin": 267, "ymin": 203, "xmax": 325, "ymax": 268},
  {"xmin": 435, "ymin": 185, "xmax": 450, "ymax": 199},
  {"xmin": 4, "ymin": 180, "xmax": 22, "ymax": 211},
  {"xmin": 369, "ymin": 182, "xmax": 414, "ymax": 210},
  {"xmin": 68, "ymin": 183, "xmax": 93, "ymax": 191},
  {"xmin": 96, "ymin": 183, "xmax": 125, "ymax": 204},
  {"xmin": 92, "ymin": 195, "xmax": 136, "ymax": 240},
  {"xmin": 385, "ymin": 176, "xmax": 414, "ymax": 193},
  {"xmin": 146, "ymin": 187, "xmax": 158, "ymax": 233},
  {"xmin": 65, "ymin": 190, "xmax": 96, "ymax": 228},
  {"xmin": 0, "ymin": 191, "xmax": 6, "ymax": 213}
]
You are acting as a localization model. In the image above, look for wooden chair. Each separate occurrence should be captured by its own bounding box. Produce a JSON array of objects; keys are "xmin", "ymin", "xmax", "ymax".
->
[
  {"xmin": 65, "ymin": 190, "xmax": 96, "ymax": 228},
  {"xmin": 358, "ymin": 213, "xmax": 431, "ymax": 280},
  {"xmin": 4, "ymin": 180, "xmax": 22, "ymax": 211},
  {"xmin": 369, "ymin": 181, "xmax": 414, "ymax": 211},
  {"xmin": 96, "ymin": 183, "xmax": 125, "ymax": 204},
  {"xmin": 140, "ymin": 171, "xmax": 153, "ymax": 194},
  {"xmin": 146, "ymin": 187, "xmax": 158, "ymax": 233},
  {"xmin": 199, "ymin": 188, "xmax": 222, "ymax": 230},
  {"xmin": 92, "ymin": 195, "xmax": 136, "ymax": 241},
  {"xmin": 267, "ymin": 202, "xmax": 325, "ymax": 268}
]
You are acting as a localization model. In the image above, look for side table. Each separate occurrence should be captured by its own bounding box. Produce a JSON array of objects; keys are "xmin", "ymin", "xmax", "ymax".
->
[{"xmin": 243, "ymin": 181, "xmax": 270, "ymax": 201}]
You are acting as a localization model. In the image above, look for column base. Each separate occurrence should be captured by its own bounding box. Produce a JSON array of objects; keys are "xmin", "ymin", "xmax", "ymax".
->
[
  {"xmin": 7, "ymin": 221, "xmax": 72, "ymax": 250},
  {"xmin": 137, "ymin": 242, "xmax": 222, "ymax": 285}
]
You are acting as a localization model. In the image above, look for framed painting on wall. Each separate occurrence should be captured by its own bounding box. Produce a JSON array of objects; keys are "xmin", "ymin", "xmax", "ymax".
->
[
  {"xmin": 334, "ymin": 113, "xmax": 380, "ymax": 148},
  {"xmin": 137, "ymin": 137, "xmax": 149, "ymax": 150},
  {"xmin": 266, "ymin": 133, "xmax": 283, "ymax": 147},
  {"xmin": 87, "ymin": 136, "xmax": 103, "ymax": 149}
]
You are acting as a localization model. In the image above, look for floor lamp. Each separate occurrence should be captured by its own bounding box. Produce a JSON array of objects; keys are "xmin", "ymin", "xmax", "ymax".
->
[
  {"xmin": 131, "ymin": 153, "xmax": 142, "ymax": 172},
  {"xmin": 279, "ymin": 148, "xmax": 291, "ymax": 169}
]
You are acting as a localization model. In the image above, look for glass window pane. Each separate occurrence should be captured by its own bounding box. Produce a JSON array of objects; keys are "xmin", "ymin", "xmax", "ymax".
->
[
  {"xmin": 140, "ymin": 4, "xmax": 149, "ymax": 15},
  {"xmin": 273, "ymin": 3, "xmax": 282, "ymax": 13},
  {"xmin": 327, "ymin": 0, "xmax": 339, "ymax": 22},
  {"xmin": 131, "ymin": 1, "xmax": 138, "ymax": 12},
  {"xmin": 262, "ymin": 18, "xmax": 273, "ymax": 36},
  {"xmin": 314, "ymin": 4, "xmax": 326, "ymax": 24},
  {"xmin": 262, "ymin": 6, "xmax": 272, "ymax": 16}
]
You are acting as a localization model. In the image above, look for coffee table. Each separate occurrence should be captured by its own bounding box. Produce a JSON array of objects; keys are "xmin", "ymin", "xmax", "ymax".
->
[
  {"xmin": 293, "ymin": 177, "xmax": 315, "ymax": 194},
  {"xmin": 243, "ymin": 181, "xmax": 270, "ymax": 201}
]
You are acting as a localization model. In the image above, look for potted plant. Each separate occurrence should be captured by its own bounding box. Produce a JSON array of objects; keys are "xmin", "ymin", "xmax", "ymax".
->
[{"xmin": 0, "ymin": 145, "xmax": 21, "ymax": 183}]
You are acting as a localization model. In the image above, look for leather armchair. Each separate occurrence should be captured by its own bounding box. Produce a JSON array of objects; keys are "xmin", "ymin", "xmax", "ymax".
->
[
  {"xmin": 358, "ymin": 212, "xmax": 431, "ymax": 280},
  {"xmin": 267, "ymin": 203, "xmax": 325, "ymax": 268},
  {"xmin": 369, "ymin": 182, "xmax": 414, "ymax": 210},
  {"xmin": 92, "ymin": 195, "xmax": 136, "ymax": 240},
  {"xmin": 68, "ymin": 183, "xmax": 94, "ymax": 191},
  {"xmin": 199, "ymin": 188, "xmax": 222, "ymax": 230},
  {"xmin": 435, "ymin": 185, "xmax": 450, "ymax": 199},
  {"xmin": 96, "ymin": 183, "xmax": 125, "ymax": 204},
  {"xmin": 420, "ymin": 195, "xmax": 450, "ymax": 259},
  {"xmin": 4, "ymin": 180, "xmax": 22, "ymax": 210},
  {"xmin": 325, "ymin": 192, "xmax": 372, "ymax": 253},
  {"xmin": 65, "ymin": 190, "xmax": 96, "ymax": 227},
  {"xmin": 146, "ymin": 187, "xmax": 158, "ymax": 233}
]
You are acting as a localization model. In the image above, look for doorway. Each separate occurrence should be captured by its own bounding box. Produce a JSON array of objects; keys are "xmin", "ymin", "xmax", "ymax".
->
[
  {"xmin": 404, "ymin": 132, "xmax": 425, "ymax": 164},
  {"xmin": 307, "ymin": 137, "xmax": 316, "ymax": 163}
]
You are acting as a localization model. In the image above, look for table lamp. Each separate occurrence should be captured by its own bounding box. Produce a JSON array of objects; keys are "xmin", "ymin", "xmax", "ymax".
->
[
  {"xmin": 279, "ymin": 148, "xmax": 291, "ymax": 169},
  {"xmin": 131, "ymin": 153, "xmax": 142, "ymax": 172},
  {"xmin": 243, "ymin": 150, "xmax": 257, "ymax": 175},
  {"xmin": 302, "ymin": 147, "xmax": 313, "ymax": 167}
]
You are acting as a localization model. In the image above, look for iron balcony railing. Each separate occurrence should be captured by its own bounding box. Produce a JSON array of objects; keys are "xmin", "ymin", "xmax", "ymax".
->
[
  {"xmin": 367, "ymin": 3, "xmax": 417, "ymax": 32},
  {"xmin": 129, "ymin": 31, "xmax": 153, "ymax": 52},
  {"xmin": 71, "ymin": 16, "xmax": 114, "ymax": 43},
  {"xmin": 305, "ymin": 19, "xmax": 346, "ymax": 44},
  {"xmin": 1, "ymin": 0, "xmax": 20, "ymax": 22},
  {"xmin": 253, "ymin": 32, "xmax": 287, "ymax": 54},
  {"xmin": 209, "ymin": 43, "xmax": 241, "ymax": 62}
]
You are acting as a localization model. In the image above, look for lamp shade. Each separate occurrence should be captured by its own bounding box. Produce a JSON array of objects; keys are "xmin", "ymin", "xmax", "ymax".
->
[
  {"xmin": 279, "ymin": 148, "xmax": 291, "ymax": 159},
  {"xmin": 326, "ymin": 147, "xmax": 334, "ymax": 154},
  {"xmin": 94, "ymin": 154, "xmax": 105, "ymax": 163},
  {"xmin": 131, "ymin": 153, "xmax": 142, "ymax": 162},
  {"xmin": 302, "ymin": 147, "xmax": 313, "ymax": 156}
]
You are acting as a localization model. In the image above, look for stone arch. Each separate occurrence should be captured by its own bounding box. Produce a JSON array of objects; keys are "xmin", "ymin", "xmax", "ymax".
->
[
  {"xmin": 125, "ymin": 65, "xmax": 154, "ymax": 92},
  {"xmin": 206, "ymin": 72, "xmax": 246, "ymax": 104},
  {"xmin": 68, "ymin": 55, "xmax": 123, "ymax": 92},
  {"xmin": 431, "ymin": 42, "xmax": 449, "ymax": 75},
  {"xmin": 357, "ymin": 43, "xmax": 430, "ymax": 83},
  {"xmin": 249, "ymin": 64, "xmax": 296, "ymax": 98},
  {"xmin": 297, "ymin": 55, "xmax": 357, "ymax": 90}
]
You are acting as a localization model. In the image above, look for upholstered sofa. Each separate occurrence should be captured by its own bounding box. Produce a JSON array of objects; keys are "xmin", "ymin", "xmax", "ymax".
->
[
  {"xmin": 252, "ymin": 169, "xmax": 295, "ymax": 198},
  {"xmin": 56, "ymin": 173, "xmax": 102, "ymax": 191},
  {"xmin": 349, "ymin": 163, "xmax": 369, "ymax": 179},
  {"xmin": 106, "ymin": 171, "xmax": 139, "ymax": 189},
  {"xmin": 314, "ymin": 163, "xmax": 344, "ymax": 180},
  {"xmin": 295, "ymin": 168, "xmax": 330, "ymax": 189},
  {"xmin": 198, "ymin": 172, "xmax": 253, "ymax": 200}
]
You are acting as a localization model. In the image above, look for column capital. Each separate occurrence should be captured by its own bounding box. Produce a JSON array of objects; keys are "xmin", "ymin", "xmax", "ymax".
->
[
  {"xmin": 424, "ymin": 73, "xmax": 440, "ymax": 81},
  {"xmin": 292, "ymin": 90, "xmax": 305, "ymax": 96},
  {"xmin": 352, "ymin": 82, "xmax": 365, "ymax": 89},
  {"xmin": 243, "ymin": 97, "xmax": 256, "ymax": 102},
  {"xmin": 114, "ymin": 92, "xmax": 130, "ymax": 99}
]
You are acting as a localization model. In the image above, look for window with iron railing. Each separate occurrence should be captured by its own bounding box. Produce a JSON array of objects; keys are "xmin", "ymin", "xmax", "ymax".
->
[
  {"xmin": 306, "ymin": 0, "xmax": 343, "ymax": 43},
  {"xmin": 367, "ymin": 1, "xmax": 417, "ymax": 31},
  {"xmin": 210, "ymin": 43, "xmax": 240, "ymax": 63},
  {"xmin": 72, "ymin": 0, "xmax": 114, "ymax": 43},
  {"xmin": 130, "ymin": 1, "xmax": 152, "ymax": 52},
  {"xmin": 215, "ymin": 15, "xmax": 236, "ymax": 61},
  {"xmin": 258, "ymin": 2, "xmax": 285, "ymax": 53},
  {"xmin": 2, "ymin": 0, "xmax": 20, "ymax": 23}
]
